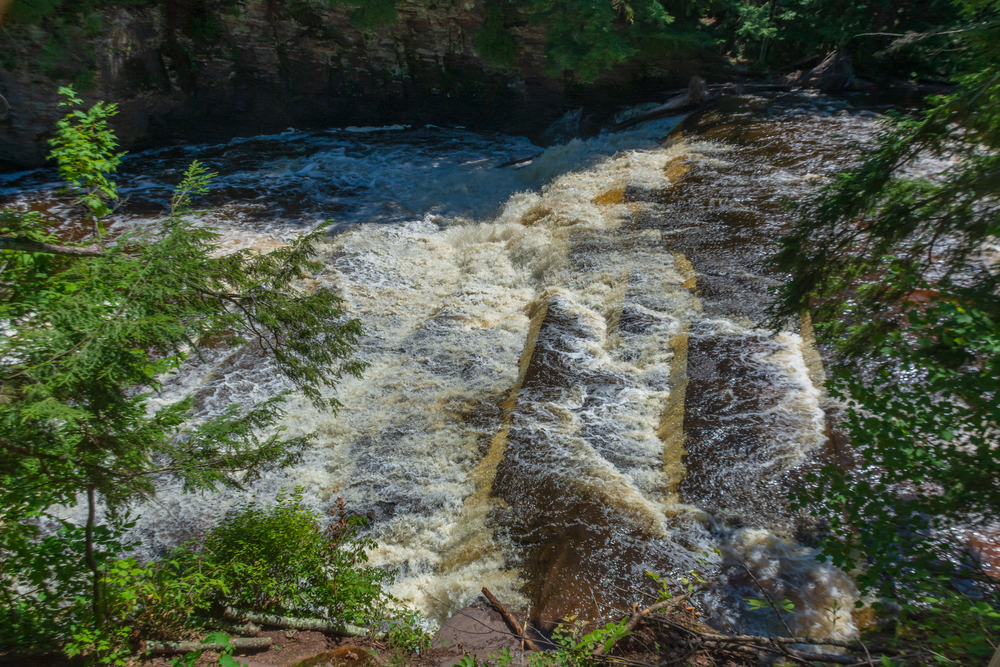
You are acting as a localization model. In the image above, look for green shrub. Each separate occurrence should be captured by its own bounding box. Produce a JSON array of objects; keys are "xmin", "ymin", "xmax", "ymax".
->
[
  {"xmin": 203, "ymin": 488, "xmax": 394, "ymax": 625},
  {"xmin": 0, "ymin": 500, "xmax": 130, "ymax": 651},
  {"xmin": 327, "ymin": 0, "xmax": 399, "ymax": 31},
  {"xmin": 7, "ymin": 0, "xmax": 65, "ymax": 24},
  {"xmin": 64, "ymin": 553, "xmax": 226, "ymax": 665},
  {"xmin": 385, "ymin": 608, "xmax": 434, "ymax": 653},
  {"xmin": 474, "ymin": 17, "xmax": 517, "ymax": 68}
]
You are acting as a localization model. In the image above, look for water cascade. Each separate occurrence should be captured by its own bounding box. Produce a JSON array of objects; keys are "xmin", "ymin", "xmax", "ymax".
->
[{"xmin": 0, "ymin": 92, "xmax": 880, "ymax": 641}]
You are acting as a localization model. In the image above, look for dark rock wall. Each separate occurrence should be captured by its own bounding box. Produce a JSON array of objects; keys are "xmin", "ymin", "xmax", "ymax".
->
[{"xmin": 0, "ymin": 0, "xmax": 697, "ymax": 167}]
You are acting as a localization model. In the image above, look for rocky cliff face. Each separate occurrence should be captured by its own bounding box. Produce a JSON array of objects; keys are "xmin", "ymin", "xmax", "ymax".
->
[{"xmin": 0, "ymin": 0, "xmax": 693, "ymax": 167}]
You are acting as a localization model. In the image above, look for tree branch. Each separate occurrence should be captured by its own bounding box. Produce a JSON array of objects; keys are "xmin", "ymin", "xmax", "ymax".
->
[
  {"xmin": 592, "ymin": 593, "xmax": 691, "ymax": 656},
  {"xmin": 0, "ymin": 438, "xmax": 116, "ymax": 477},
  {"xmin": 0, "ymin": 236, "xmax": 104, "ymax": 257}
]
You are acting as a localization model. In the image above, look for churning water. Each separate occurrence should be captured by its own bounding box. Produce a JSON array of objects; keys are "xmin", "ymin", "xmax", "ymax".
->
[{"xmin": 1, "ymin": 91, "xmax": 887, "ymax": 641}]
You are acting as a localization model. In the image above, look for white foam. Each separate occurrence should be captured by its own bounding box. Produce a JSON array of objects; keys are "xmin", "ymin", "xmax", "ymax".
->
[
  {"xmin": 342, "ymin": 125, "xmax": 411, "ymax": 133},
  {"xmin": 36, "ymin": 118, "xmax": 846, "ymax": 636}
]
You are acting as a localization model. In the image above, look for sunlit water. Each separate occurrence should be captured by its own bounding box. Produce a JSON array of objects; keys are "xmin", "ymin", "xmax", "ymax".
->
[{"xmin": 0, "ymin": 91, "xmax": 890, "ymax": 641}]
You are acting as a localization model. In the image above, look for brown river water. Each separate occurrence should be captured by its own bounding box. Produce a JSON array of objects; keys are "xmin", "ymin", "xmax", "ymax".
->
[{"xmin": 0, "ymin": 90, "xmax": 900, "ymax": 641}]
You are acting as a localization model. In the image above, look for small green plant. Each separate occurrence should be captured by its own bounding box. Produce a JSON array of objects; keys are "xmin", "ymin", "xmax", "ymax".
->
[
  {"xmin": 385, "ymin": 608, "xmax": 433, "ymax": 653},
  {"xmin": 743, "ymin": 597, "xmax": 795, "ymax": 614},
  {"xmin": 48, "ymin": 85, "xmax": 124, "ymax": 228},
  {"xmin": 168, "ymin": 632, "xmax": 239, "ymax": 667},
  {"xmin": 645, "ymin": 549, "xmax": 716, "ymax": 601},
  {"xmin": 489, "ymin": 616, "xmax": 630, "ymax": 667}
]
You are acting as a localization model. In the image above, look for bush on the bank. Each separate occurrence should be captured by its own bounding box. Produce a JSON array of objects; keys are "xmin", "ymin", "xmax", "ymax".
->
[
  {"xmin": 203, "ymin": 488, "xmax": 394, "ymax": 624},
  {"xmin": 64, "ymin": 550, "xmax": 227, "ymax": 664},
  {"xmin": 13, "ymin": 491, "xmax": 405, "ymax": 664}
]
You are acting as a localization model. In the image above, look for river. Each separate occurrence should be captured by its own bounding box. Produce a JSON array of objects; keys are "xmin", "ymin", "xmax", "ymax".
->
[{"xmin": 0, "ymin": 89, "xmax": 889, "ymax": 642}]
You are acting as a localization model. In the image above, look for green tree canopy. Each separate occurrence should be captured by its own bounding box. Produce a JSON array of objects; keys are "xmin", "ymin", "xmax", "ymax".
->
[
  {"xmin": 1, "ymin": 87, "xmax": 367, "ymax": 644},
  {"xmin": 770, "ymin": 0, "xmax": 1000, "ymax": 659}
]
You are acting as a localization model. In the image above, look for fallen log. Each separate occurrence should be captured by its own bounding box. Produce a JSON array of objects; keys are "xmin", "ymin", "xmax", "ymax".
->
[
  {"xmin": 198, "ymin": 616, "xmax": 262, "ymax": 636},
  {"xmin": 647, "ymin": 614, "xmax": 906, "ymax": 665},
  {"xmin": 142, "ymin": 637, "xmax": 273, "ymax": 654},
  {"xmin": 646, "ymin": 614, "xmax": 883, "ymax": 651},
  {"xmin": 610, "ymin": 76, "xmax": 712, "ymax": 133},
  {"xmin": 481, "ymin": 587, "xmax": 540, "ymax": 652},
  {"xmin": 222, "ymin": 607, "xmax": 373, "ymax": 637}
]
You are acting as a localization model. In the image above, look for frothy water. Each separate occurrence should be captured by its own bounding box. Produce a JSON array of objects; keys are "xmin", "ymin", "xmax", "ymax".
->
[{"xmin": 2, "ymin": 94, "xmax": 883, "ymax": 641}]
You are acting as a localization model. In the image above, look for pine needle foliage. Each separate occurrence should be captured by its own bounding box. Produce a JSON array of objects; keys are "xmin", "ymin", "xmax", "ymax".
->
[
  {"xmin": 770, "ymin": 1, "xmax": 1000, "ymax": 362},
  {"xmin": 0, "ymin": 89, "xmax": 368, "ymax": 650},
  {"xmin": 770, "ymin": 0, "xmax": 1000, "ymax": 659}
]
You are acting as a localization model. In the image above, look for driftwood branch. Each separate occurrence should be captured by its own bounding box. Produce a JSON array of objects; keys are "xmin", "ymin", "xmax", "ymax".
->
[
  {"xmin": 497, "ymin": 153, "xmax": 542, "ymax": 169},
  {"xmin": 645, "ymin": 618, "xmax": 874, "ymax": 649},
  {"xmin": 198, "ymin": 616, "xmax": 262, "ymax": 636},
  {"xmin": 142, "ymin": 637, "xmax": 273, "ymax": 654},
  {"xmin": 481, "ymin": 587, "xmax": 540, "ymax": 652},
  {"xmin": 222, "ymin": 607, "xmax": 372, "ymax": 637},
  {"xmin": 0, "ymin": 236, "xmax": 105, "ymax": 257},
  {"xmin": 648, "ymin": 615, "xmax": 906, "ymax": 665}
]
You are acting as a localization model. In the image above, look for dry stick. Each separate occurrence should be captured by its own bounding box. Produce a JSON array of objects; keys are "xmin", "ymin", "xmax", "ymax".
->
[
  {"xmin": 592, "ymin": 593, "xmax": 691, "ymax": 657},
  {"xmin": 651, "ymin": 617, "xmax": 866, "ymax": 665},
  {"xmin": 844, "ymin": 654, "xmax": 923, "ymax": 667},
  {"xmin": 644, "ymin": 616, "xmax": 881, "ymax": 650},
  {"xmin": 736, "ymin": 561, "xmax": 809, "ymax": 666},
  {"xmin": 481, "ymin": 587, "xmax": 540, "ymax": 652},
  {"xmin": 142, "ymin": 637, "xmax": 273, "ymax": 654},
  {"xmin": 738, "ymin": 562, "xmax": 795, "ymax": 638},
  {"xmin": 860, "ymin": 639, "xmax": 875, "ymax": 667}
]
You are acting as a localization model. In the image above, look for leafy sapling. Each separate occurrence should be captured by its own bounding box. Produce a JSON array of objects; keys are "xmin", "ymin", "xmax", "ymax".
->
[{"xmin": 48, "ymin": 86, "xmax": 124, "ymax": 232}]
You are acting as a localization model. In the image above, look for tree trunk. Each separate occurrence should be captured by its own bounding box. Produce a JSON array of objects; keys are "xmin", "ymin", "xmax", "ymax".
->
[
  {"xmin": 85, "ymin": 487, "xmax": 103, "ymax": 626},
  {"xmin": 222, "ymin": 607, "xmax": 372, "ymax": 637}
]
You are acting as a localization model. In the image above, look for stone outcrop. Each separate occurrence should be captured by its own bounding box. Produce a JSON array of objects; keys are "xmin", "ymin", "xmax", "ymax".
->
[{"xmin": 0, "ymin": 0, "xmax": 699, "ymax": 167}]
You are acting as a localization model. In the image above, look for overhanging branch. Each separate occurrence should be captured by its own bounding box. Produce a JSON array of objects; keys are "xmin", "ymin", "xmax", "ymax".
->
[{"xmin": 0, "ymin": 236, "xmax": 105, "ymax": 257}]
